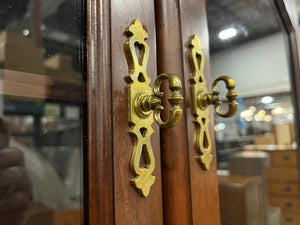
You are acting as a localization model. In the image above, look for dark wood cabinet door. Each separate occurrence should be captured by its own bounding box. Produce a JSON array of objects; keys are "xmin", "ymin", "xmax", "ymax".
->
[
  {"xmin": 155, "ymin": 0, "xmax": 220, "ymax": 225},
  {"xmin": 178, "ymin": 1, "xmax": 221, "ymax": 225},
  {"xmin": 87, "ymin": 0, "xmax": 219, "ymax": 225},
  {"xmin": 87, "ymin": 0, "xmax": 163, "ymax": 225}
]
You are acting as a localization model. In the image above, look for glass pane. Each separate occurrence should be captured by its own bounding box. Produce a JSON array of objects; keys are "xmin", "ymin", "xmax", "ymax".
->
[
  {"xmin": 207, "ymin": 0, "xmax": 299, "ymax": 224},
  {"xmin": 0, "ymin": 0, "xmax": 85, "ymax": 224}
]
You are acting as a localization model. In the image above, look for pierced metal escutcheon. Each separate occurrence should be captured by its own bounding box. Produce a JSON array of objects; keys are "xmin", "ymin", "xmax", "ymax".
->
[
  {"xmin": 188, "ymin": 34, "xmax": 238, "ymax": 170},
  {"xmin": 125, "ymin": 19, "xmax": 183, "ymax": 197}
]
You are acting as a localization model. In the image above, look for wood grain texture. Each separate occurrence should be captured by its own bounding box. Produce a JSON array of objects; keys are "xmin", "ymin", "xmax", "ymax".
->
[
  {"xmin": 155, "ymin": 1, "xmax": 193, "ymax": 225},
  {"xmin": 178, "ymin": 0, "xmax": 221, "ymax": 224},
  {"xmin": 282, "ymin": 208, "xmax": 300, "ymax": 225},
  {"xmin": 267, "ymin": 150, "xmax": 298, "ymax": 167},
  {"xmin": 110, "ymin": 0, "xmax": 164, "ymax": 224},
  {"xmin": 0, "ymin": 69, "xmax": 85, "ymax": 101},
  {"xmin": 269, "ymin": 195, "xmax": 300, "ymax": 209},
  {"xmin": 266, "ymin": 167, "xmax": 299, "ymax": 181},
  {"xmin": 87, "ymin": 0, "xmax": 114, "ymax": 224},
  {"xmin": 268, "ymin": 180, "xmax": 299, "ymax": 197}
]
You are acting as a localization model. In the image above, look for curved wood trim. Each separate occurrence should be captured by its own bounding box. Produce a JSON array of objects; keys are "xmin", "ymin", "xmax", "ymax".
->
[{"xmin": 87, "ymin": 0, "xmax": 114, "ymax": 225}]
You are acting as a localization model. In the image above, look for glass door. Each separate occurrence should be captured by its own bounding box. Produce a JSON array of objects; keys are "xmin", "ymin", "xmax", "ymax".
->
[
  {"xmin": 0, "ymin": 0, "xmax": 86, "ymax": 224},
  {"xmin": 207, "ymin": 0, "xmax": 300, "ymax": 224}
]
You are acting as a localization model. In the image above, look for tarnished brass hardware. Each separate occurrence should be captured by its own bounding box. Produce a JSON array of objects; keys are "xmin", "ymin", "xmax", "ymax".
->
[
  {"xmin": 125, "ymin": 19, "xmax": 183, "ymax": 197},
  {"xmin": 153, "ymin": 73, "xmax": 183, "ymax": 128},
  {"xmin": 134, "ymin": 73, "xmax": 183, "ymax": 127},
  {"xmin": 188, "ymin": 34, "xmax": 238, "ymax": 170},
  {"xmin": 199, "ymin": 76, "xmax": 238, "ymax": 118}
]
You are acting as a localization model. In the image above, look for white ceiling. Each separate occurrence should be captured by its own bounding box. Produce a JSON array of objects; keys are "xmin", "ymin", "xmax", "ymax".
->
[{"xmin": 295, "ymin": 0, "xmax": 300, "ymax": 16}]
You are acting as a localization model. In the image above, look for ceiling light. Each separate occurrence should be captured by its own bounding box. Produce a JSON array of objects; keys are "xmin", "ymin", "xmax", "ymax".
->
[
  {"xmin": 258, "ymin": 110, "xmax": 266, "ymax": 115},
  {"xmin": 264, "ymin": 115, "xmax": 272, "ymax": 122},
  {"xmin": 22, "ymin": 29, "xmax": 30, "ymax": 36},
  {"xmin": 214, "ymin": 125, "xmax": 220, "ymax": 132},
  {"xmin": 261, "ymin": 96, "xmax": 273, "ymax": 104},
  {"xmin": 245, "ymin": 116, "xmax": 253, "ymax": 122},
  {"xmin": 272, "ymin": 107, "xmax": 284, "ymax": 115},
  {"xmin": 287, "ymin": 114, "xmax": 294, "ymax": 120},
  {"xmin": 217, "ymin": 123, "xmax": 226, "ymax": 130},
  {"xmin": 218, "ymin": 28, "xmax": 237, "ymax": 40},
  {"xmin": 254, "ymin": 114, "xmax": 264, "ymax": 121}
]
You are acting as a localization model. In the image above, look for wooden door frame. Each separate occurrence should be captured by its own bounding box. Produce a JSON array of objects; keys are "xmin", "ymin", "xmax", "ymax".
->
[{"xmin": 87, "ymin": 0, "xmax": 114, "ymax": 225}]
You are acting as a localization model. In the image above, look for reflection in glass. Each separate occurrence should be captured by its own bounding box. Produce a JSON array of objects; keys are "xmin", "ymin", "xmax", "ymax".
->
[
  {"xmin": 207, "ymin": 0, "xmax": 299, "ymax": 225},
  {"xmin": 0, "ymin": 0, "xmax": 85, "ymax": 224}
]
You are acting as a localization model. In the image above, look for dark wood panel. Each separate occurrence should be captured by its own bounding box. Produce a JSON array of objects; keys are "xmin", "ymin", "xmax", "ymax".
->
[
  {"xmin": 87, "ymin": 0, "xmax": 114, "ymax": 224},
  {"xmin": 110, "ymin": 0, "xmax": 164, "ymax": 224},
  {"xmin": 155, "ymin": 1, "xmax": 193, "ymax": 225},
  {"xmin": 179, "ymin": 0, "xmax": 221, "ymax": 225},
  {"xmin": 0, "ymin": 69, "xmax": 85, "ymax": 101}
]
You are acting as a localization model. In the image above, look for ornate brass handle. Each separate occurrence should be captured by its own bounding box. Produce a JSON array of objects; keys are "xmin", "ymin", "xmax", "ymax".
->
[
  {"xmin": 198, "ymin": 76, "xmax": 238, "ymax": 118},
  {"xmin": 153, "ymin": 73, "xmax": 183, "ymax": 128},
  {"xmin": 188, "ymin": 34, "xmax": 238, "ymax": 170},
  {"xmin": 125, "ymin": 19, "xmax": 183, "ymax": 197},
  {"xmin": 135, "ymin": 73, "xmax": 183, "ymax": 128}
]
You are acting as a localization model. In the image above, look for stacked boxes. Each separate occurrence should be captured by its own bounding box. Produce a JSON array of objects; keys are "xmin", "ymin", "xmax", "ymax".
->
[{"xmin": 0, "ymin": 31, "xmax": 45, "ymax": 74}]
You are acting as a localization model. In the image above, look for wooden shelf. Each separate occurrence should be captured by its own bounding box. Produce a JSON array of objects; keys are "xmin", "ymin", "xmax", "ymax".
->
[{"xmin": 0, "ymin": 69, "xmax": 86, "ymax": 102}]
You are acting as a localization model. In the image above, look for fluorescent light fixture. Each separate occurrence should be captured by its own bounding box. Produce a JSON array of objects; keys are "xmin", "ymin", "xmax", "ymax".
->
[
  {"xmin": 218, "ymin": 28, "xmax": 237, "ymax": 40},
  {"xmin": 261, "ymin": 96, "xmax": 273, "ymax": 104}
]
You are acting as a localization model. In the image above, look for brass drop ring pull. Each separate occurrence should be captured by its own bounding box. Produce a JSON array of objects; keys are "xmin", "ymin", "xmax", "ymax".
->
[
  {"xmin": 134, "ymin": 73, "xmax": 183, "ymax": 128},
  {"xmin": 198, "ymin": 76, "xmax": 238, "ymax": 118},
  {"xmin": 153, "ymin": 73, "xmax": 183, "ymax": 128}
]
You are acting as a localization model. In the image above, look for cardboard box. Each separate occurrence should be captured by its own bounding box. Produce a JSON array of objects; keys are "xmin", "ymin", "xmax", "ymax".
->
[
  {"xmin": 44, "ymin": 54, "xmax": 82, "ymax": 80},
  {"xmin": 228, "ymin": 151, "xmax": 270, "ymax": 225},
  {"xmin": 254, "ymin": 134, "xmax": 276, "ymax": 145},
  {"xmin": 218, "ymin": 175, "xmax": 265, "ymax": 225},
  {"xmin": 0, "ymin": 31, "xmax": 45, "ymax": 74},
  {"xmin": 54, "ymin": 209, "xmax": 83, "ymax": 225},
  {"xmin": 272, "ymin": 123, "xmax": 293, "ymax": 145},
  {"xmin": 25, "ymin": 203, "xmax": 54, "ymax": 225}
]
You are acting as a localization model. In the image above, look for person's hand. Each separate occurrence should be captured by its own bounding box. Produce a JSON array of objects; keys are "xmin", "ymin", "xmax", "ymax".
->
[
  {"xmin": 0, "ymin": 147, "xmax": 32, "ymax": 211},
  {"xmin": 0, "ymin": 118, "xmax": 32, "ymax": 225}
]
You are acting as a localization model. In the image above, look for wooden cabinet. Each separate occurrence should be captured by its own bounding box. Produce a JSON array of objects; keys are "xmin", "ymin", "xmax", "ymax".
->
[
  {"xmin": 218, "ymin": 175, "xmax": 265, "ymax": 225},
  {"xmin": 266, "ymin": 150, "xmax": 300, "ymax": 225},
  {"xmin": 87, "ymin": 0, "xmax": 220, "ymax": 225},
  {"xmin": 0, "ymin": 0, "xmax": 299, "ymax": 224},
  {"xmin": 86, "ymin": 0, "xmax": 300, "ymax": 225}
]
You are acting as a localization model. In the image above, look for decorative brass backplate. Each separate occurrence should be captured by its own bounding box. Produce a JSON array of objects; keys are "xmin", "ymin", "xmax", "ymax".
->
[
  {"xmin": 125, "ymin": 19, "xmax": 183, "ymax": 197},
  {"xmin": 188, "ymin": 34, "xmax": 213, "ymax": 170},
  {"xmin": 188, "ymin": 35, "xmax": 238, "ymax": 170}
]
